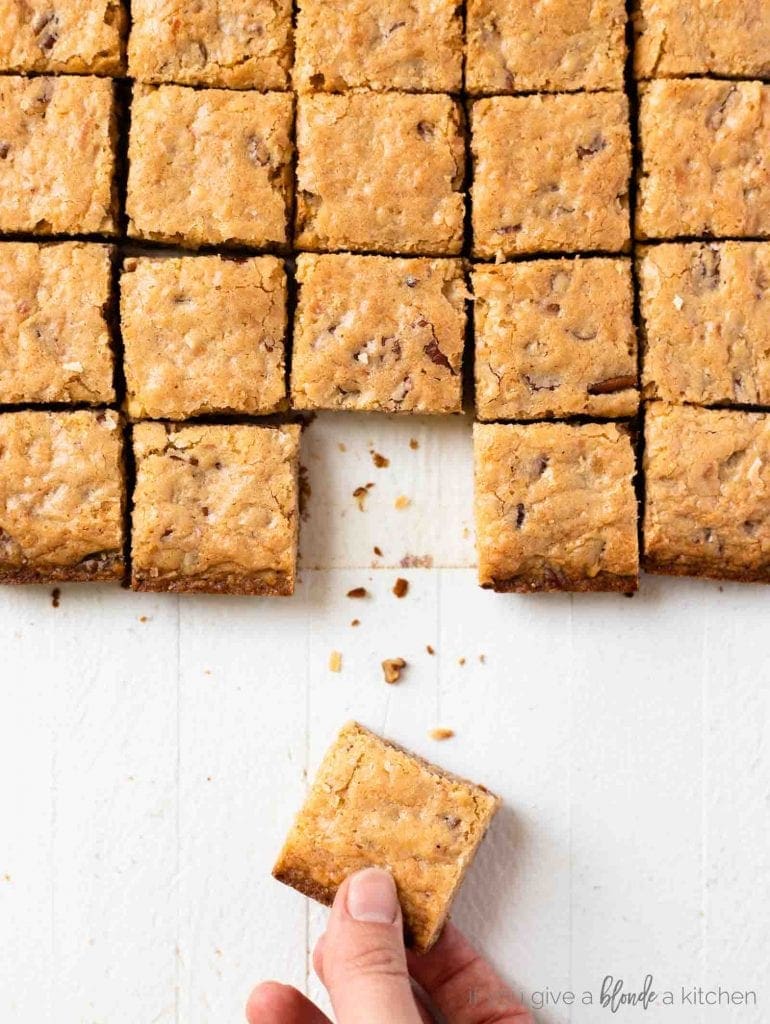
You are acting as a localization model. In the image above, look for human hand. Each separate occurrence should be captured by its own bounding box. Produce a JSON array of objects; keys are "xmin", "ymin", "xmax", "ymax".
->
[{"xmin": 247, "ymin": 867, "xmax": 533, "ymax": 1023}]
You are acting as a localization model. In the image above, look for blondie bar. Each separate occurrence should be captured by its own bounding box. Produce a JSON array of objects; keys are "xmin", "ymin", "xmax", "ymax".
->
[
  {"xmin": 0, "ymin": 410, "xmax": 125, "ymax": 584},
  {"xmin": 471, "ymin": 93, "xmax": 631, "ymax": 258},
  {"xmin": 0, "ymin": 0, "xmax": 125, "ymax": 74},
  {"xmin": 131, "ymin": 422, "xmax": 300, "ymax": 595},
  {"xmin": 466, "ymin": 0, "xmax": 627, "ymax": 94},
  {"xmin": 291, "ymin": 255, "xmax": 466, "ymax": 414},
  {"xmin": 644, "ymin": 403, "xmax": 770, "ymax": 582},
  {"xmin": 474, "ymin": 422, "xmax": 639, "ymax": 592},
  {"xmin": 636, "ymin": 80, "xmax": 770, "ymax": 240},
  {"xmin": 273, "ymin": 721, "xmax": 500, "ymax": 953},
  {"xmin": 126, "ymin": 85, "xmax": 293, "ymax": 249},
  {"xmin": 121, "ymin": 255, "xmax": 286, "ymax": 420},
  {"xmin": 128, "ymin": 0, "xmax": 292, "ymax": 89},
  {"xmin": 0, "ymin": 242, "xmax": 115, "ymax": 405},
  {"xmin": 0, "ymin": 76, "xmax": 117, "ymax": 236},
  {"xmin": 295, "ymin": 93, "xmax": 465, "ymax": 255},
  {"xmin": 474, "ymin": 258, "xmax": 637, "ymax": 421},
  {"xmin": 294, "ymin": 0, "xmax": 462, "ymax": 93}
]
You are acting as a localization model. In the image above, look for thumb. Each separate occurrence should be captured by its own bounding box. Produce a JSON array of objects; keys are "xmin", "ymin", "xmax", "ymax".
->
[{"xmin": 318, "ymin": 868, "xmax": 423, "ymax": 1024}]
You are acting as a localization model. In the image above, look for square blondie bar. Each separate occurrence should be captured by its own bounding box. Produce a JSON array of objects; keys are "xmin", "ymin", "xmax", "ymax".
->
[
  {"xmin": 0, "ymin": 410, "xmax": 125, "ymax": 584},
  {"xmin": 121, "ymin": 255, "xmax": 287, "ymax": 420},
  {"xmin": 637, "ymin": 80, "xmax": 770, "ymax": 240},
  {"xmin": 473, "ymin": 258, "xmax": 637, "ymax": 421},
  {"xmin": 639, "ymin": 242, "xmax": 770, "ymax": 408},
  {"xmin": 294, "ymin": 0, "xmax": 462, "ymax": 93},
  {"xmin": 128, "ymin": 0, "xmax": 292, "ymax": 89},
  {"xmin": 471, "ymin": 93, "xmax": 631, "ymax": 258},
  {"xmin": 273, "ymin": 721, "xmax": 500, "ymax": 953},
  {"xmin": 127, "ymin": 85, "xmax": 293, "ymax": 249},
  {"xmin": 295, "ymin": 93, "xmax": 465, "ymax": 255},
  {"xmin": 466, "ymin": 0, "xmax": 627, "ymax": 94},
  {"xmin": 644, "ymin": 403, "xmax": 770, "ymax": 583},
  {"xmin": 0, "ymin": 0, "xmax": 126, "ymax": 75},
  {"xmin": 474, "ymin": 422, "xmax": 639, "ymax": 593},
  {"xmin": 291, "ymin": 255, "xmax": 466, "ymax": 414},
  {"xmin": 0, "ymin": 242, "xmax": 115, "ymax": 405},
  {"xmin": 131, "ymin": 423, "xmax": 300, "ymax": 595},
  {"xmin": 0, "ymin": 76, "xmax": 118, "ymax": 236}
]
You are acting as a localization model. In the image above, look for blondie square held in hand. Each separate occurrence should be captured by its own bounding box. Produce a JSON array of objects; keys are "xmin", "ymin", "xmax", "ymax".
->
[
  {"xmin": 0, "ymin": 410, "xmax": 125, "ymax": 584},
  {"xmin": 295, "ymin": 93, "xmax": 465, "ymax": 255},
  {"xmin": 273, "ymin": 721, "xmax": 500, "ymax": 953},
  {"xmin": 291, "ymin": 255, "xmax": 466, "ymax": 414},
  {"xmin": 0, "ymin": 242, "xmax": 115, "ymax": 406},
  {"xmin": 0, "ymin": 76, "xmax": 118, "ymax": 236},
  {"xmin": 644, "ymin": 403, "xmax": 770, "ymax": 583},
  {"xmin": 474, "ymin": 422, "xmax": 639, "ymax": 593},
  {"xmin": 131, "ymin": 423, "xmax": 300, "ymax": 596},
  {"xmin": 127, "ymin": 85, "xmax": 293, "ymax": 249},
  {"xmin": 473, "ymin": 258, "xmax": 637, "ymax": 421},
  {"xmin": 471, "ymin": 93, "xmax": 631, "ymax": 259},
  {"xmin": 0, "ymin": 0, "xmax": 126, "ymax": 74},
  {"xmin": 121, "ymin": 255, "xmax": 287, "ymax": 420}
]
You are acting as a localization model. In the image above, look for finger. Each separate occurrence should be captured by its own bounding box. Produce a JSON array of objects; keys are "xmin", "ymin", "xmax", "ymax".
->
[
  {"xmin": 407, "ymin": 923, "xmax": 533, "ymax": 1024},
  {"xmin": 319, "ymin": 868, "xmax": 424, "ymax": 1024},
  {"xmin": 246, "ymin": 981, "xmax": 331, "ymax": 1024}
]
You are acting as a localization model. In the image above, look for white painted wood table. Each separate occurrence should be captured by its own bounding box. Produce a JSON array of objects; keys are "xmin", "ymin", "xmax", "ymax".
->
[{"xmin": 1, "ymin": 414, "xmax": 768, "ymax": 1023}]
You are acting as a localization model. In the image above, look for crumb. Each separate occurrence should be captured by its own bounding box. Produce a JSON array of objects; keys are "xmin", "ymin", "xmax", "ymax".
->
[
  {"xmin": 382, "ymin": 657, "xmax": 407, "ymax": 684},
  {"xmin": 426, "ymin": 644, "xmax": 435, "ymax": 655},
  {"xmin": 353, "ymin": 483, "xmax": 374, "ymax": 511},
  {"xmin": 370, "ymin": 451, "xmax": 390, "ymax": 469},
  {"xmin": 138, "ymin": 615, "xmax": 149, "ymax": 623},
  {"xmin": 350, "ymin": 618, "xmax": 361, "ymax": 627},
  {"xmin": 409, "ymin": 438, "xmax": 419, "ymax": 450},
  {"xmin": 623, "ymin": 592, "xmax": 635, "ymax": 599},
  {"xmin": 373, "ymin": 545, "xmax": 383, "ymax": 557},
  {"xmin": 458, "ymin": 657, "xmax": 466, "ymax": 666},
  {"xmin": 2, "ymin": 873, "xmax": 10, "ymax": 882},
  {"xmin": 479, "ymin": 654, "xmax": 486, "ymax": 664},
  {"xmin": 346, "ymin": 587, "xmax": 367, "ymax": 598},
  {"xmin": 338, "ymin": 442, "xmax": 347, "ymax": 452},
  {"xmin": 392, "ymin": 577, "xmax": 409, "ymax": 598},
  {"xmin": 718, "ymin": 586, "xmax": 724, "ymax": 593},
  {"xmin": 329, "ymin": 651, "xmax": 343, "ymax": 673},
  {"xmin": 299, "ymin": 464, "xmax": 312, "ymax": 522},
  {"xmin": 400, "ymin": 554, "xmax": 433, "ymax": 568},
  {"xmin": 429, "ymin": 728, "xmax": 455, "ymax": 741},
  {"xmin": 204, "ymin": 669, "xmax": 212, "ymax": 676},
  {"xmin": 206, "ymin": 775, "xmax": 213, "ymax": 782},
  {"xmin": 395, "ymin": 495, "xmax": 411, "ymax": 510},
  {"xmin": 462, "ymin": 526, "xmax": 470, "ymax": 539},
  {"xmin": 50, "ymin": 588, "xmax": 61, "ymax": 608}
]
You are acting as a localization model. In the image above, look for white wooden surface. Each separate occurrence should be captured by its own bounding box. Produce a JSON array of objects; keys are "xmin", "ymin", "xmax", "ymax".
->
[{"xmin": 1, "ymin": 414, "xmax": 768, "ymax": 1023}]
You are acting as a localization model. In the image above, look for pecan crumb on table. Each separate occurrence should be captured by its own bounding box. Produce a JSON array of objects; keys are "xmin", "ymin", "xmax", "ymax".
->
[
  {"xmin": 382, "ymin": 658, "xmax": 407, "ymax": 684},
  {"xmin": 346, "ymin": 587, "xmax": 367, "ymax": 598},
  {"xmin": 392, "ymin": 578, "xmax": 409, "ymax": 598},
  {"xmin": 429, "ymin": 728, "xmax": 455, "ymax": 741}
]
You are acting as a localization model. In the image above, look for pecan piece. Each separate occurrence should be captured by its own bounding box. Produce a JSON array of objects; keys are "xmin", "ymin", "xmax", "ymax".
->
[
  {"xmin": 382, "ymin": 658, "xmax": 407, "ymax": 684},
  {"xmin": 587, "ymin": 375, "xmax": 636, "ymax": 395}
]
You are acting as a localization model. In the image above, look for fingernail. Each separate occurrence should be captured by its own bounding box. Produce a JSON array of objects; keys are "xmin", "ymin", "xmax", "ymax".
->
[{"xmin": 347, "ymin": 868, "xmax": 398, "ymax": 924}]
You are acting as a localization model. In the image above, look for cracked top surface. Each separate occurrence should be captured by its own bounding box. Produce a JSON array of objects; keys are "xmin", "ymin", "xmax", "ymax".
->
[
  {"xmin": 0, "ymin": 75, "xmax": 117, "ymax": 235},
  {"xmin": 294, "ymin": 0, "xmax": 462, "ymax": 93},
  {"xmin": 0, "ymin": 242, "xmax": 115, "ymax": 405},
  {"xmin": 634, "ymin": 0, "xmax": 770, "ymax": 79},
  {"xmin": 272, "ymin": 721, "xmax": 499, "ymax": 953},
  {"xmin": 467, "ymin": 0, "xmax": 626, "ymax": 94},
  {"xmin": 126, "ymin": 85, "xmax": 293, "ymax": 249},
  {"xmin": 471, "ymin": 93, "xmax": 631, "ymax": 258},
  {"xmin": 131, "ymin": 422, "xmax": 300, "ymax": 594},
  {"xmin": 639, "ymin": 242, "xmax": 770, "ymax": 407},
  {"xmin": 0, "ymin": 0, "xmax": 126, "ymax": 74},
  {"xmin": 474, "ymin": 258, "xmax": 637, "ymax": 421},
  {"xmin": 637, "ymin": 80, "xmax": 770, "ymax": 240},
  {"xmin": 291, "ymin": 254, "xmax": 466, "ymax": 414},
  {"xmin": 474, "ymin": 421, "xmax": 639, "ymax": 592},
  {"xmin": 644, "ymin": 402, "xmax": 770, "ymax": 581},
  {"xmin": 121, "ymin": 254, "xmax": 287, "ymax": 420},
  {"xmin": 128, "ymin": 0, "xmax": 292, "ymax": 89},
  {"xmin": 0, "ymin": 410, "xmax": 124, "ymax": 575},
  {"xmin": 295, "ymin": 93, "xmax": 465, "ymax": 255}
]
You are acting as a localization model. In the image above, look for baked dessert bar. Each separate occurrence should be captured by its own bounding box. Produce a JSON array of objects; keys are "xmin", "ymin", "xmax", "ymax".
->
[
  {"xmin": 0, "ymin": 0, "xmax": 125, "ymax": 75},
  {"xmin": 131, "ymin": 422, "xmax": 300, "ymax": 595},
  {"xmin": 272, "ymin": 721, "xmax": 500, "ymax": 953},
  {"xmin": 128, "ymin": 0, "xmax": 292, "ymax": 89},
  {"xmin": 0, "ymin": 410, "xmax": 125, "ymax": 584},
  {"xmin": 466, "ymin": 0, "xmax": 627, "ymax": 95},
  {"xmin": 473, "ymin": 258, "xmax": 637, "ymax": 421},
  {"xmin": 644, "ymin": 402, "xmax": 770, "ymax": 583},
  {"xmin": 639, "ymin": 242, "xmax": 770, "ymax": 408},
  {"xmin": 291, "ymin": 255, "xmax": 466, "ymax": 414},
  {"xmin": 126, "ymin": 85, "xmax": 293, "ymax": 250},
  {"xmin": 636, "ymin": 80, "xmax": 770, "ymax": 241},
  {"xmin": 121, "ymin": 254, "xmax": 287, "ymax": 420},
  {"xmin": 634, "ymin": 0, "xmax": 770, "ymax": 80},
  {"xmin": 471, "ymin": 93, "xmax": 631, "ymax": 258},
  {"xmin": 0, "ymin": 75, "xmax": 118, "ymax": 236},
  {"xmin": 295, "ymin": 93, "xmax": 465, "ymax": 255},
  {"xmin": 0, "ymin": 242, "xmax": 115, "ymax": 405},
  {"xmin": 294, "ymin": 0, "xmax": 462, "ymax": 93},
  {"xmin": 474, "ymin": 422, "xmax": 639, "ymax": 592}
]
